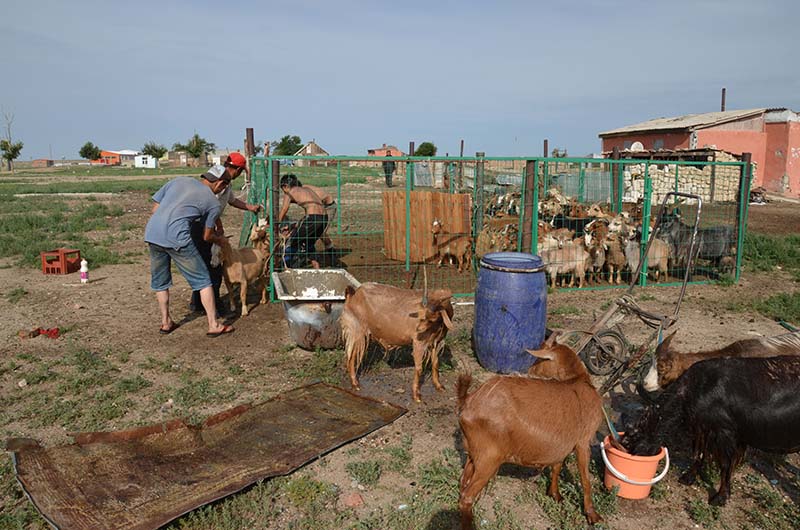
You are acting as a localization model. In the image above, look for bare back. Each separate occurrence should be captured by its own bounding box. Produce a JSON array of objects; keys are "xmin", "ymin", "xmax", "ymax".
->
[{"xmin": 285, "ymin": 185, "xmax": 331, "ymax": 216}]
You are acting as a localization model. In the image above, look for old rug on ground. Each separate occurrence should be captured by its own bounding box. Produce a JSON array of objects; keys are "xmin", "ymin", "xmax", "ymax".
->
[{"xmin": 7, "ymin": 382, "xmax": 407, "ymax": 530}]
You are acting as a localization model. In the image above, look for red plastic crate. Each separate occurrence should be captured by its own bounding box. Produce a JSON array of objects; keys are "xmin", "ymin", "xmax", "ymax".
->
[{"xmin": 41, "ymin": 248, "xmax": 81, "ymax": 275}]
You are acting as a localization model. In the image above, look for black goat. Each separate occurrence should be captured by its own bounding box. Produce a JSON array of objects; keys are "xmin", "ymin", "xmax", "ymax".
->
[
  {"xmin": 659, "ymin": 212, "xmax": 734, "ymax": 269},
  {"xmin": 623, "ymin": 355, "xmax": 800, "ymax": 506}
]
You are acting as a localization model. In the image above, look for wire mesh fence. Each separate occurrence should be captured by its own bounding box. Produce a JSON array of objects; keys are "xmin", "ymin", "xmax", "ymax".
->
[{"xmin": 239, "ymin": 154, "xmax": 751, "ymax": 299}]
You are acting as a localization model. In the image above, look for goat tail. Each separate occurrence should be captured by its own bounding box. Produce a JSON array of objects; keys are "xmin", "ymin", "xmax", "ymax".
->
[
  {"xmin": 340, "ymin": 310, "xmax": 368, "ymax": 375},
  {"xmin": 456, "ymin": 373, "xmax": 473, "ymax": 412}
]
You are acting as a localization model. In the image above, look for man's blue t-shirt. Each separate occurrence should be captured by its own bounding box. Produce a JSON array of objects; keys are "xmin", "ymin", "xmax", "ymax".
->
[{"xmin": 144, "ymin": 177, "xmax": 221, "ymax": 250}]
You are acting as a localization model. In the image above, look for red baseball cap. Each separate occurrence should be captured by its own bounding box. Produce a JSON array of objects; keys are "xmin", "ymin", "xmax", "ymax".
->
[{"xmin": 227, "ymin": 152, "xmax": 247, "ymax": 168}]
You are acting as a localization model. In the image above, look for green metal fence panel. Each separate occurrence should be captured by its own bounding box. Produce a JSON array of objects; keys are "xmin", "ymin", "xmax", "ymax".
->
[{"xmin": 237, "ymin": 154, "xmax": 751, "ymax": 299}]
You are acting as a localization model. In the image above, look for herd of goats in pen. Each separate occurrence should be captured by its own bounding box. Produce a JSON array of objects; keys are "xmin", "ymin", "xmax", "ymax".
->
[
  {"xmin": 430, "ymin": 186, "xmax": 737, "ymax": 288},
  {"xmin": 200, "ymin": 186, "xmax": 795, "ymax": 529}
]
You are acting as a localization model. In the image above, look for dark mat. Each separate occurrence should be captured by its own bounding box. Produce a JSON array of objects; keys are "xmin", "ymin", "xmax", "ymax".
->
[{"xmin": 7, "ymin": 382, "xmax": 406, "ymax": 530}]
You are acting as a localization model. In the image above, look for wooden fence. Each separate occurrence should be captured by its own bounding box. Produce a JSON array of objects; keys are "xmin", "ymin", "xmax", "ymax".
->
[{"xmin": 382, "ymin": 190, "xmax": 473, "ymax": 263}]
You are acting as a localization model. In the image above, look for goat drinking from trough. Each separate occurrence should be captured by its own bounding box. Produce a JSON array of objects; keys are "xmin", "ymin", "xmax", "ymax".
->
[
  {"xmin": 340, "ymin": 282, "xmax": 454, "ymax": 402},
  {"xmin": 457, "ymin": 334, "xmax": 603, "ymax": 528},
  {"xmin": 624, "ymin": 355, "xmax": 800, "ymax": 506},
  {"xmin": 642, "ymin": 330, "xmax": 800, "ymax": 392},
  {"xmin": 432, "ymin": 219, "xmax": 473, "ymax": 273}
]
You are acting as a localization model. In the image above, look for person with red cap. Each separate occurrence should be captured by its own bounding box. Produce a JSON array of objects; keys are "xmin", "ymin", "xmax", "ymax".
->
[{"xmin": 189, "ymin": 152, "xmax": 263, "ymax": 314}]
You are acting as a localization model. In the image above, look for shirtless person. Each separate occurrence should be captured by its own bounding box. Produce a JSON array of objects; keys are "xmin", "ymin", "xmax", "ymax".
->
[{"xmin": 277, "ymin": 174, "xmax": 334, "ymax": 268}]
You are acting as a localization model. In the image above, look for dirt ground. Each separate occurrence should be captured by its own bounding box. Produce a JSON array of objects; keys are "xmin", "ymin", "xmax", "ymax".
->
[{"xmin": 1, "ymin": 180, "xmax": 799, "ymax": 529}]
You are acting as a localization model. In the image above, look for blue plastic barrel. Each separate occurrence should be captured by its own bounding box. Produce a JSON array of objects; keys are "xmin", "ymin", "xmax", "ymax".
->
[{"xmin": 474, "ymin": 252, "xmax": 547, "ymax": 373}]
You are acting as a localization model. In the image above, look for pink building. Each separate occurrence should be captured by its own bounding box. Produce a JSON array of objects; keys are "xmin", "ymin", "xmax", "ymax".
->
[{"xmin": 599, "ymin": 108, "xmax": 800, "ymax": 197}]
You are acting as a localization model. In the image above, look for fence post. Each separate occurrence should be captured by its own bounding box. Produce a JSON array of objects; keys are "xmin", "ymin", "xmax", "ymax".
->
[
  {"xmin": 639, "ymin": 162, "xmax": 653, "ymax": 287},
  {"xmin": 578, "ymin": 162, "xmax": 585, "ymax": 203},
  {"xmin": 408, "ymin": 141, "xmax": 415, "ymax": 191},
  {"xmin": 735, "ymin": 152, "xmax": 752, "ymax": 282},
  {"xmin": 336, "ymin": 160, "xmax": 342, "ymax": 234},
  {"xmin": 611, "ymin": 147, "xmax": 620, "ymax": 213},
  {"xmin": 521, "ymin": 160, "xmax": 536, "ymax": 253},
  {"xmin": 475, "ymin": 152, "xmax": 485, "ymax": 235},
  {"xmin": 458, "ymin": 139, "xmax": 464, "ymax": 190},
  {"xmin": 269, "ymin": 159, "xmax": 280, "ymax": 301}
]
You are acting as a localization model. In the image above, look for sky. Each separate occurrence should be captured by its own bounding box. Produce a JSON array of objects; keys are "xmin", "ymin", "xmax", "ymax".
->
[{"xmin": 2, "ymin": 0, "xmax": 799, "ymax": 160}]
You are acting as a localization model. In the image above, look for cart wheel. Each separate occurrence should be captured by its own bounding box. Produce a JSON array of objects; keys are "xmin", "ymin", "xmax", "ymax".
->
[{"xmin": 580, "ymin": 329, "xmax": 628, "ymax": 376}]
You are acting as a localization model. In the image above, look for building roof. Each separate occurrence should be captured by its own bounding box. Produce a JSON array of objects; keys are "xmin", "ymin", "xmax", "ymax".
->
[
  {"xmin": 106, "ymin": 149, "xmax": 141, "ymax": 156},
  {"xmin": 293, "ymin": 140, "xmax": 328, "ymax": 156},
  {"xmin": 598, "ymin": 108, "xmax": 777, "ymax": 137}
]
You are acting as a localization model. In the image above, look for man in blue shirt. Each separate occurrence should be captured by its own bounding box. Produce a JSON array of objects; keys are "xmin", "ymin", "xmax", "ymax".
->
[{"xmin": 144, "ymin": 176, "xmax": 234, "ymax": 337}]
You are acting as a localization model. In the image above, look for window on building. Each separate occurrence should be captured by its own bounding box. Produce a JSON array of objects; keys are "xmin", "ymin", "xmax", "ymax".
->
[
  {"xmin": 653, "ymin": 139, "xmax": 664, "ymax": 150},
  {"xmin": 623, "ymin": 140, "xmax": 632, "ymax": 149}
]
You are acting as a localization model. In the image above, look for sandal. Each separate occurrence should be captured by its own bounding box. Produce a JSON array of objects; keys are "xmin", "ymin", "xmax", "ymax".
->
[
  {"xmin": 206, "ymin": 324, "xmax": 235, "ymax": 338},
  {"xmin": 159, "ymin": 322, "xmax": 179, "ymax": 335}
]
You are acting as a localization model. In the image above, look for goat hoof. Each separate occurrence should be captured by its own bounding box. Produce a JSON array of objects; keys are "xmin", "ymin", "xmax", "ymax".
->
[
  {"xmin": 434, "ymin": 384, "xmax": 445, "ymax": 393},
  {"xmin": 586, "ymin": 511, "xmax": 602, "ymax": 525},
  {"xmin": 709, "ymin": 492, "xmax": 728, "ymax": 506}
]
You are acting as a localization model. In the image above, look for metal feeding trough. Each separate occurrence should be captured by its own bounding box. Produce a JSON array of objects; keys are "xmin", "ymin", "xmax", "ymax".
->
[{"xmin": 271, "ymin": 269, "xmax": 361, "ymax": 351}]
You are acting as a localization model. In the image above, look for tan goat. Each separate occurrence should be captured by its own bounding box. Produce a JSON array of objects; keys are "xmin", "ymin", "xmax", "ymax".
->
[
  {"xmin": 432, "ymin": 219, "xmax": 473, "ymax": 273},
  {"xmin": 540, "ymin": 240, "xmax": 589, "ymax": 288},
  {"xmin": 340, "ymin": 282, "xmax": 454, "ymax": 402},
  {"xmin": 217, "ymin": 225, "xmax": 270, "ymax": 317},
  {"xmin": 457, "ymin": 334, "xmax": 603, "ymax": 528}
]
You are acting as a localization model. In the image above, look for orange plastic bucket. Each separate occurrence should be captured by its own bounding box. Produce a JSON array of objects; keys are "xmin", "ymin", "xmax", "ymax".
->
[{"xmin": 601, "ymin": 433, "xmax": 669, "ymax": 499}]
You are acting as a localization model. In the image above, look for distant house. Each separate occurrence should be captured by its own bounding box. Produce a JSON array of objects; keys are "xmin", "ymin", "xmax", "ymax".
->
[
  {"xmin": 32, "ymin": 159, "xmax": 54, "ymax": 168},
  {"xmin": 93, "ymin": 149, "xmax": 140, "ymax": 167},
  {"xmin": 368, "ymin": 143, "xmax": 404, "ymax": 157},
  {"xmin": 209, "ymin": 149, "xmax": 242, "ymax": 166},
  {"xmin": 134, "ymin": 154, "xmax": 158, "ymax": 169},
  {"xmin": 167, "ymin": 150, "xmax": 207, "ymax": 167},
  {"xmin": 293, "ymin": 140, "xmax": 330, "ymax": 167},
  {"xmin": 599, "ymin": 108, "xmax": 800, "ymax": 196}
]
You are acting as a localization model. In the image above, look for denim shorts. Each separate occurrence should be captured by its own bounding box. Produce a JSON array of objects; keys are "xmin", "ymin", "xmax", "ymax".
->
[{"xmin": 148, "ymin": 243, "xmax": 212, "ymax": 292}]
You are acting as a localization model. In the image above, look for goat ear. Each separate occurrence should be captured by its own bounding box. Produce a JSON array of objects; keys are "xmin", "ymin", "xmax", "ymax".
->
[
  {"xmin": 657, "ymin": 330, "xmax": 678, "ymax": 354},
  {"xmin": 544, "ymin": 330, "xmax": 561, "ymax": 347},
  {"xmin": 526, "ymin": 348, "xmax": 554, "ymax": 360}
]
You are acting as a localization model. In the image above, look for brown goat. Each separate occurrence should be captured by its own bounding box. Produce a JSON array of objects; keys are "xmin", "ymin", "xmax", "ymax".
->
[
  {"xmin": 217, "ymin": 226, "xmax": 269, "ymax": 317},
  {"xmin": 340, "ymin": 282, "xmax": 454, "ymax": 402},
  {"xmin": 642, "ymin": 330, "xmax": 800, "ymax": 392},
  {"xmin": 457, "ymin": 335, "xmax": 603, "ymax": 528},
  {"xmin": 603, "ymin": 232, "xmax": 627, "ymax": 284},
  {"xmin": 432, "ymin": 219, "xmax": 473, "ymax": 273}
]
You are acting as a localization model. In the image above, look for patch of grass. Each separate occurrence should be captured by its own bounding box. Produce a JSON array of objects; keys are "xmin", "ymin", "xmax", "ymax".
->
[
  {"xmin": 346, "ymin": 460, "xmax": 382, "ymax": 487},
  {"xmin": 6, "ymin": 287, "xmax": 27, "ymax": 303},
  {"xmin": 530, "ymin": 457, "xmax": 618, "ymax": 530},
  {"xmin": 743, "ymin": 233, "xmax": 800, "ymax": 274},
  {"xmin": 686, "ymin": 498, "xmax": 720, "ymax": 527},
  {"xmin": 0, "ymin": 177, "xmax": 170, "ymax": 194},
  {"xmin": 384, "ymin": 434, "xmax": 413, "ymax": 472},
  {"xmin": 744, "ymin": 474, "xmax": 800, "ymax": 530},
  {"xmin": 0, "ymin": 459, "xmax": 44, "ymax": 529},
  {"xmin": 174, "ymin": 377, "xmax": 233, "ymax": 408},
  {"xmin": 288, "ymin": 348, "xmax": 341, "ymax": 384},
  {"xmin": 637, "ymin": 293, "xmax": 657, "ymax": 301},
  {"xmin": 284, "ymin": 475, "xmax": 339, "ymax": 516},
  {"xmin": 752, "ymin": 291, "xmax": 800, "ymax": 324},
  {"xmin": 165, "ymin": 477, "xmax": 285, "ymax": 529},
  {"xmin": 115, "ymin": 375, "xmax": 152, "ymax": 393},
  {"xmin": 417, "ymin": 448, "xmax": 461, "ymax": 506},
  {"xmin": 0, "ymin": 197, "xmax": 132, "ymax": 266}
]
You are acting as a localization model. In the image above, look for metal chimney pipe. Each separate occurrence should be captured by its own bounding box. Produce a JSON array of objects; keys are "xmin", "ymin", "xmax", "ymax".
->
[{"xmin": 721, "ymin": 88, "xmax": 726, "ymax": 112}]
